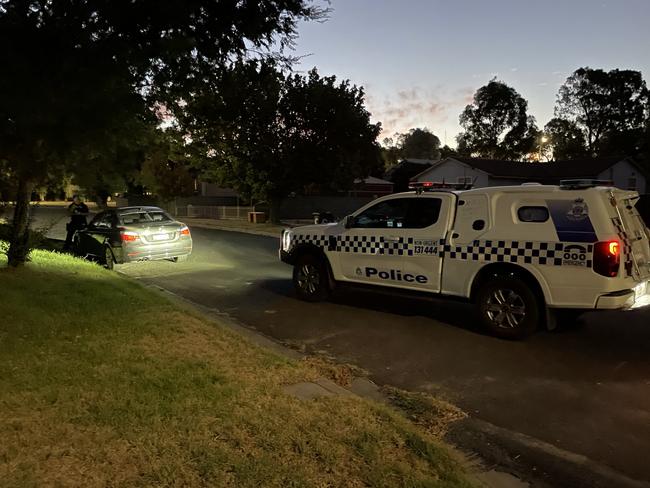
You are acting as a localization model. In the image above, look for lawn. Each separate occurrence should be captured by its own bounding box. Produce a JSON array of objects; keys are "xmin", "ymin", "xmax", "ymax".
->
[{"xmin": 0, "ymin": 249, "xmax": 472, "ymax": 487}]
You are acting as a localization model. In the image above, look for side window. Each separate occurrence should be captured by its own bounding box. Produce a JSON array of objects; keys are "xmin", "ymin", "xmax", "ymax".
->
[
  {"xmin": 96, "ymin": 213, "xmax": 114, "ymax": 229},
  {"xmin": 354, "ymin": 199, "xmax": 408, "ymax": 229},
  {"xmin": 353, "ymin": 198, "xmax": 442, "ymax": 229},
  {"xmin": 518, "ymin": 206, "xmax": 549, "ymax": 223}
]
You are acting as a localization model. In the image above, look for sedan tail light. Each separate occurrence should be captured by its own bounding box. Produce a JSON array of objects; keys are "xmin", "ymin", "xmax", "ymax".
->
[
  {"xmin": 180, "ymin": 226, "xmax": 190, "ymax": 236},
  {"xmin": 593, "ymin": 240, "xmax": 620, "ymax": 277},
  {"xmin": 120, "ymin": 230, "xmax": 140, "ymax": 242}
]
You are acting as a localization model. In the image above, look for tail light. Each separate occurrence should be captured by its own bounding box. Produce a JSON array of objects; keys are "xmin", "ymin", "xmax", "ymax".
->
[
  {"xmin": 593, "ymin": 240, "xmax": 620, "ymax": 277},
  {"xmin": 120, "ymin": 230, "xmax": 140, "ymax": 242},
  {"xmin": 180, "ymin": 226, "xmax": 190, "ymax": 236}
]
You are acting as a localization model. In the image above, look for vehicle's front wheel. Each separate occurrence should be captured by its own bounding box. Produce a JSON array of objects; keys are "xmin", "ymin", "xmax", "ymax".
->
[
  {"xmin": 293, "ymin": 254, "xmax": 330, "ymax": 302},
  {"xmin": 476, "ymin": 276, "xmax": 540, "ymax": 339}
]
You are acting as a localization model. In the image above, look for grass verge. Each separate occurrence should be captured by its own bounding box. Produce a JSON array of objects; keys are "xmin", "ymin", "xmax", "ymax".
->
[{"xmin": 0, "ymin": 249, "xmax": 473, "ymax": 487}]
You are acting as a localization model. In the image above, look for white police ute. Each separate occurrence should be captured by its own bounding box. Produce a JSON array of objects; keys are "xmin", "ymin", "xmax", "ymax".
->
[{"xmin": 279, "ymin": 180, "xmax": 650, "ymax": 339}]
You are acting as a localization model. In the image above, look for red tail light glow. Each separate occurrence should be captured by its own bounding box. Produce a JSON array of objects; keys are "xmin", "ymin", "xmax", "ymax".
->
[
  {"xmin": 120, "ymin": 230, "xmax": 140, "ymax": 242},
  {"xmin": 594, "ymin": 240, "xmax": 620, "ymax": 277},
  {"xmin": 180, "ymin": 226, "xmax": 190, "ymax": 236}
]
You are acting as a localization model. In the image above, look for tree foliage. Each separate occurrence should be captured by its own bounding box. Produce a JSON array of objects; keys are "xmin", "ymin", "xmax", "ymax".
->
[
  {"xmin": 456, "ymin": 79, "xmax": 537, "ymax": 160},
  {"xmin": 555, "ymin": 67, "xmax": 649, "ymax": 156},
  {"xmin": 180, "ymin": 62, "xmax": 382, "ymax": 221},
  {"xmin": 0, "ymin": 0, "xmax": 325, "ymax": 265},
  {"xmin": 380, "ymin": 137, "xmax": 401, "ymax": 168},
  {"xmin": 398, "ymin": 128, "xmax": 441, "ymax": 160},
  {"xmin": 543, "ymin": 118, "xmax": 588, "ymax": 160},
  {"xmin": 138, "ymin": 130, "xmax": 197, "ymax": 202}
]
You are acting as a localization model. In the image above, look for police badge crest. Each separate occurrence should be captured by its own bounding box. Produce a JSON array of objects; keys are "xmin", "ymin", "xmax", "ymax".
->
[{"xmin": 566, "ymin": 198, "xmax": 589, "ymax": 221}]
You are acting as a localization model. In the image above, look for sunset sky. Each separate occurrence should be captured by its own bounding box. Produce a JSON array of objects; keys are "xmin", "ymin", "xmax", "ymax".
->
[{"xmin": 291, "ymin": 0, "xmax": 650, "ymax": 146}]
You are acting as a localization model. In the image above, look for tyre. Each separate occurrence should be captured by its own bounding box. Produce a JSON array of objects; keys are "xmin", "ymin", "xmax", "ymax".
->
[
  {"xmin": 293, "ymin": 254, "xmax": 330, "ymax": 302},
  {"xmin": 172, "ymin": 255, "xmax": 188, "ymax": 263},
  {"xmin": 104, "ymin": 246, "xmax": 115, "ymax": 271},
  {"xmin": 476, "ymin": 275, "xmax": 541, "ymax": 339}
]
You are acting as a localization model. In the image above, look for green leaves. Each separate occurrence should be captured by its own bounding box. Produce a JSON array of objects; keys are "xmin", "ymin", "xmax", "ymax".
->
[
  {"xmin": 456, "ymin": 80, "xmax": 537, "ymax": 160},
  {"xmin": 555, "ymin": 68, "xmax": 649, "ymax": 157},
  {"xmin": 181, "ymin": 62, "xmax": 382, "ymax": 209}
]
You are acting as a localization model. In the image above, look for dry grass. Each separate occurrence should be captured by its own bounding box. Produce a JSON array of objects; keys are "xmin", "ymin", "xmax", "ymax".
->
[
  {"xmin": 382, "ymin": 387, "xmax": 467, "ymax": 439},
  {"xmin": 0, "ymin": 249, "xmax": 473, "ymax": 487}
]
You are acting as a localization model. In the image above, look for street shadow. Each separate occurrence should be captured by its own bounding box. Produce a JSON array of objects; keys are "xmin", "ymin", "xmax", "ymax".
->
[
  {"xmin": 254, "ymin": 277, "xmax": 487, "ymax": 335},
  {"xmin": 252, "ymin": 276, "xmax": 650, "ymax": 381}
]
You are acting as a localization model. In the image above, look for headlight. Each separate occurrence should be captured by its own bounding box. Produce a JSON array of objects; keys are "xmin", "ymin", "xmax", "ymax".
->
[{"xmin": 282, "ymin": 230, "xmax": 292, "ymax": 251}]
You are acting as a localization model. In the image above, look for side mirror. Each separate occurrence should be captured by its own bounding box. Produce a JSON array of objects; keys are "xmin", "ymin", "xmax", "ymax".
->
[{"xmin": 344, "ymin": 215, "xmax": 355, "ymax": 229}]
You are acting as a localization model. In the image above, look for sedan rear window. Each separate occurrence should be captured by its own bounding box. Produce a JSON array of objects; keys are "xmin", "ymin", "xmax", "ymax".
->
[{"xmin": 118, "ymin": 211, "xmax": 172, "ymax": 225}]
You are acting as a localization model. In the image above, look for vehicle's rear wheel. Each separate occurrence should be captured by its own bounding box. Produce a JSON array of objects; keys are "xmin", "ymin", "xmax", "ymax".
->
[
  {"xmin": 293, "ymin": 254, "xmax": 330, "ymax": 302},
  {"xmin": 476, "ymin": 276, "xmax": 540, "ymax": 339},
  {"xmin": 172, "ymin": 255, "xmax": 188, "ymax": 263},
  {"xmin": 104, "ymin": 246, "xmax": 115, "ymax": 271}
]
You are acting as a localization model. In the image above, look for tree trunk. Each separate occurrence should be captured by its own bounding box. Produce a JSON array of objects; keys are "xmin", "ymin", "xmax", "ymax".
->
[
  {"xmin": 7, "ymin": 176, "xmax": 34, "ymax": 267},
  {"xmin": 268, "ymin": 197, "xmax": 282, "ymax": 224}
]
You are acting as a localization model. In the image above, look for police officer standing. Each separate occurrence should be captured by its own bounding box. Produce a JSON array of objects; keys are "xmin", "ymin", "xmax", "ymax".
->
[{"xmin": 64, "ymin": 195, "xmax": 89, "ymax": 251}]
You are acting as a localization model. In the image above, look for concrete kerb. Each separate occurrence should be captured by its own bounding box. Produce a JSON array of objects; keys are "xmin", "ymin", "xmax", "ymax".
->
[
  {"xmin": 131, "ymin": 278, "xmax": 647, "ymax": 488},
  {"xmin": 447, "ymin": 417, "xmax": 650, "ymax": 488}
]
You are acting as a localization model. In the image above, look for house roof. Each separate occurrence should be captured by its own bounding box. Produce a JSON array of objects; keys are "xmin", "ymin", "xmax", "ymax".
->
[
  {"xmin": 354, "ymin": 176, "xmax": 394, "ymax": 185},
  {"xmin": 413, "ymin": 156, "xmax": 636, "ymax": 182},
  {"xmin": 385, "ymin": 158, "xmax": 437, "ymax": 179},
  {"xmin": 401, "ymin": 158, "xmax": 438, "ymax": 165}
]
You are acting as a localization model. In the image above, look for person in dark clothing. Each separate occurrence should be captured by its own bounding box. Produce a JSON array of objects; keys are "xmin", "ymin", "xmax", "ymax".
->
[{"xmin": 64, "ymin": 195, "xmax": 89, "ymax": 250}]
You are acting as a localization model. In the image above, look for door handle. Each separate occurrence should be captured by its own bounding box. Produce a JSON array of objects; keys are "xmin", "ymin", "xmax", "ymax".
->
[{"xmin": 385, "ymin": 236, "xmax": 400, "ymax": 242}]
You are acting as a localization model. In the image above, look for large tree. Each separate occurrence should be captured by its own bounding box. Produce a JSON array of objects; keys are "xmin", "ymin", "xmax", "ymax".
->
[
  {"xmin": 0, "ymin": 0, "xmax": 324, "ymax": 266},
  {"xmin": 555, "ymin": 67, "xmax": 649, "ymax": 157},
  {"xmin": 456, "ymin": 79, "xmax": 537, "ymax": 160},
  {"xmin": 181, "ymin": 62, "xmax": 382, "ymax": 222},
  {"xmin": 398, "ymin": 128, "xmax": 441, "ymax": 160},
  {"xmin": 543, "ymin": 117, "xmax": 588, "ymax": 160}
]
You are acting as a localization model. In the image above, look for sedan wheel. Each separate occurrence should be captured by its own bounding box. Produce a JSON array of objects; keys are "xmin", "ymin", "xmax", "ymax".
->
[{"xmin": 104, "ymin": 246, "xmax": 115, "ymax": 271}]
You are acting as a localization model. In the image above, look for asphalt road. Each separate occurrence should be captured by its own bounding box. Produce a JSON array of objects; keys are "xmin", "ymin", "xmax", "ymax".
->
[{"xmin": 26, "ymin": 205, "xmax": 650, "ymax": 483}]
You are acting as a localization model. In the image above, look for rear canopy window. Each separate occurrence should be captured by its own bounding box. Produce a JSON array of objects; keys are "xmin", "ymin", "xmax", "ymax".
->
[
  {"xmin": 518, "ymin": 206, "xmax": 549, "ymax": 223},
  {"xmin": 118, "ymin": 210, "xmax": 172, "ymax": 225}
]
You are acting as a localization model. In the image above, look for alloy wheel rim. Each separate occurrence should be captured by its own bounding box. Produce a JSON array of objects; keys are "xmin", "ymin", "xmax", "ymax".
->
[
  {"xmin": 297, "ymin": 264, "xmax": 320, "ymax": 294},
  {"xmin": 485, "ymin": 288, "xmax": 526, "ymax": 329}
]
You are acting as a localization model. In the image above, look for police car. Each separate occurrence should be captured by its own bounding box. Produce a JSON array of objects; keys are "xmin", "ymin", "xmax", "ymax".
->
[{"xmin": 279, "ymin": 180, "xmax": 650, "ymax": 339}]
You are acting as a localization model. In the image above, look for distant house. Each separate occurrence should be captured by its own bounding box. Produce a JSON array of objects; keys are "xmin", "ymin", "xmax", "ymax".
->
[
  {"xmin": 385, "ymin": 158, "xmax": 437, "ymax": 192},
  {"xmin": 412, "ymin": 156, "xmax": 648, "ymax": 193},
  {"xmin": 350, "ymin": 176, "xmax": 394, "ymax": 197}
]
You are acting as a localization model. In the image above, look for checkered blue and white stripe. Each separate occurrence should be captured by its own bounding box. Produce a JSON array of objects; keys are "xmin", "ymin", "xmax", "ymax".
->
[{"xmin": 289, "ymin": 233, "xmax": 593, "ymax": 267}]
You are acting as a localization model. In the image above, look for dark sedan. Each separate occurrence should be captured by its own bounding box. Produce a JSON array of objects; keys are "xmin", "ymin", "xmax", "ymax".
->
[{"xmin": 73, "ymin": 206, "xmax": 192, "ymax": 269}]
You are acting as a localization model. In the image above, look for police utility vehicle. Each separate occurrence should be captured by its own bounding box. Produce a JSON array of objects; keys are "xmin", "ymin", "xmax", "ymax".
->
[{"xmin": 279, "ymin": 180, "xmax": 650, "ymax": 339}]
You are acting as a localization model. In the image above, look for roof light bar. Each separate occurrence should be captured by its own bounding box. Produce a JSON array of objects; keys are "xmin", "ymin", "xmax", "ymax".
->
[{"xmin": 409, "ymin": 181, "xmax": 474, "ymax": 192}]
